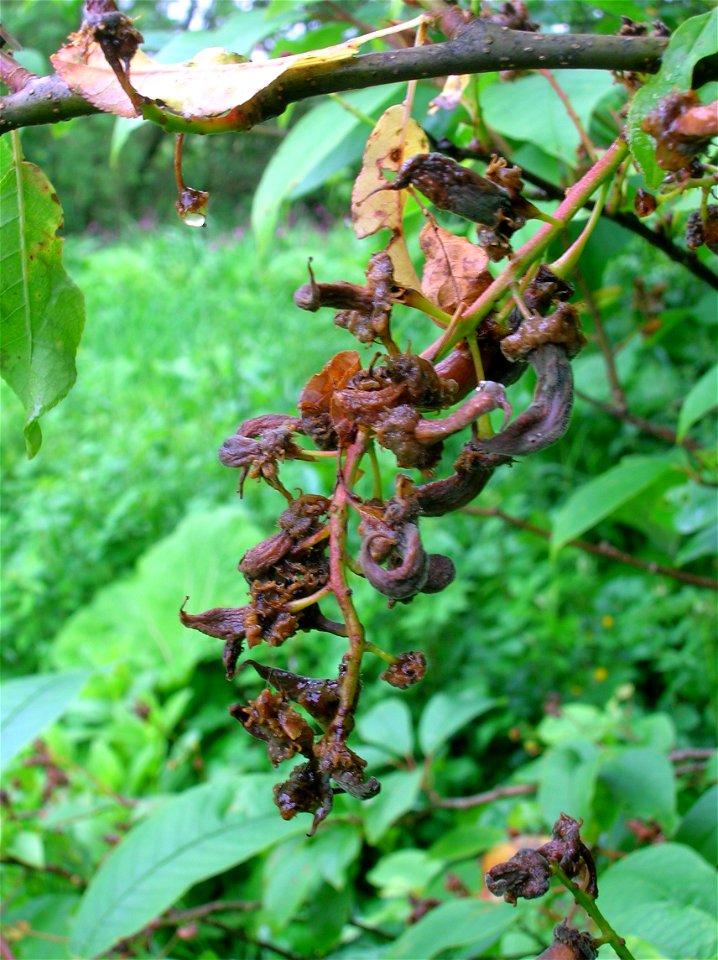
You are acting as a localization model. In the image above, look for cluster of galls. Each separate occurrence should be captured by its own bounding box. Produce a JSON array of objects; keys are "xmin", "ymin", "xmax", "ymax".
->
[
  {"xmin": 486, "ymin": 815, "xmax": 601, "ymax": 960},
  {"xmin": 371, "ymin": 152, "xmax": 546, "ymax": 261},
  {"xmin": 182, "ymin": 153, "xmax": 585, "ymax": 830},
  {"xmin": 486, "ymin": 813, "xmax": 597, "ymax": 905},
  {"xmin": 635, "ymin": 90, "xmax": 718, "ymax": 254}
]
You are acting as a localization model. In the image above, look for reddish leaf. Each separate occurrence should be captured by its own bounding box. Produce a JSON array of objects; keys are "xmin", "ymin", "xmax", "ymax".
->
[{"xmin": 419, "ymin": 223, "xmax": 492, "ymax": 314}]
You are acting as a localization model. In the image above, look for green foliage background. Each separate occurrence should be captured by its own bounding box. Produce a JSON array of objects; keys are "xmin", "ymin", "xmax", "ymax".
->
[{"xmin": 1, "ymin": 1, "xmax": 716, "ymax": 959}]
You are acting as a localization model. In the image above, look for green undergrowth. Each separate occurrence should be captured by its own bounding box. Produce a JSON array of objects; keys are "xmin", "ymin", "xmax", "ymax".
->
[{"xmin": 1, "ymin": 223, "xmax": 716, "ymax": 960}]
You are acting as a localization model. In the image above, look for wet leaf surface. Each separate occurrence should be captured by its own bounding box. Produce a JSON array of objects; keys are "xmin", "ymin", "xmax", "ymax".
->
[{"xmin": 419, "ymin": 222, "xmax": 492, "ymax": 314}]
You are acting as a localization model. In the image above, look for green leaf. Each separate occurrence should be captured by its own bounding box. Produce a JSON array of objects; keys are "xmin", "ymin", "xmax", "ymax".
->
[
  {"xmin": 598, "ymin": 747, "xmax": 676, "ymax": 828},
  {"xmin": 263, "ymin": 823, "xmax": 360, "ymax": 930},
  {"xmin": 427, "ymin": 824, "xmax": 504, "ymax": 862},
  {"xmin": 386, "ymin": 899, "xmax": 518, "ymax": 959},
  {"xmin": 152, "ymin": 7, "xmax": 298, "ymax": 63},
  {"xmin": 598, "ymin": 844, "xmax": 718, "ymax": 959},
  {"xmin": 0, "ymin": 670, "xmax": 90, "ymax": 772},
  {"xmin": 536, "ymin": 742, "xmax": 600, "ymax": 829},
  {"xmin": 550, "ymin": 454, "xmax": 677, "ymax": 556},
  {"xmin": 363, "ymin": 769, "xmax": 423, "ymax": 845},
  {"xmin": 0, "ymin": 134, "xmax": 85, "ymax": 457},
  {"xmin": 481, "ymin": 71, "xmax": 615, "ymax": 164},
  {"xmin": 367, "ymin": 849, "xmax": 444, "ymax": 897},
  {"xmin": 673, "ymin": 784, "xmax": 718, "ymax": 864},
  {"xmin": 677, "ymin": 362, "xmax": 718, "ymax": 440},
  {"xmin": 357, "ymin": 698, "xmax": 414, "ymax": 758},
  {"xmin": 251, "ymin": 85, "xmax": 401, "ymax": 254},
  {"xmin": 51, "ymin": 505, "xmax": 263, "ymax": 687},
  {"xmin": 263, "ymin": 835, "xmax": 321, "ymax": 932},
  {"xmin": 418, "ymin": 689, "xmax": 497, "ymax": 756},
  {"xmin": 69, "ymin": 782, "xmax": 303, "ymax": 958},
  {"xmin": 538, "ymin": 704, "xmax": 610, "ymax": 745},
  {"xmin": 627, "ymin": 9, "xmax": 718, "ymax": 188}
]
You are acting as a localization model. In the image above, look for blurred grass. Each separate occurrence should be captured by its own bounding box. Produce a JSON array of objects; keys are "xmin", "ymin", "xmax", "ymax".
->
[
  {"xmin": 1, "ymin": 224, "xmax": 714, "ymax": 741},
  {"xmin": 0, "ymin": 224, "xmax": 369, "ymax": 670}
]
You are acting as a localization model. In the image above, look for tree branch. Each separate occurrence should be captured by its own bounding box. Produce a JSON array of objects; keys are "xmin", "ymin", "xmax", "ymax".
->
[
  {"xmin": 427, "ymin": 782, "xmax": 537, "ymax": 810},
  {"xmin": 462, "ymin": 506, "xmax": 718, "ymax": 591},
  {"xmin": 0, "ymin": 22, "xmax": 668, "ymax": 133}
]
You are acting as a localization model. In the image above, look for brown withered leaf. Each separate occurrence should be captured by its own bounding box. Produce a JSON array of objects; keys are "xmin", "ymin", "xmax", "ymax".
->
[
  {"xmin": 298, "ymin": 350, "xmax": 361, "ymax": 420},
  {"xmin": 241, "ymin": 660, "xmax": 340, "ymax": 725},
  {"xmin": 351, "ymin": 105, "xmax": 427, "ymax": 289},
  {"xmin": 230, "ymin": 690, "xmax": 314, "ymax": 766},
  {"xmin": 419, "ymin": 223, "xmax": 492, "ymax": 314}
]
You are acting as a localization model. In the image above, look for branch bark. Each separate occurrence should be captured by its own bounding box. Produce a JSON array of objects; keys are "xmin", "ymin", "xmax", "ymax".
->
[{"xmin": 0, "ymin": 22, "xmax": 669, "ymax": 133}]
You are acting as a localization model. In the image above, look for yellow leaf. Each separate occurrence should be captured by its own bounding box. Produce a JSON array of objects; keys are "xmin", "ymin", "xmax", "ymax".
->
[
  {"xmin": 385, "ymin": 231, "xmax": 422, "ymax": 290},
  {"xmin": 51, "ymin": 31, "xmax": 387, "ymax": 124},
  {"xmin": 351, "ymin": 105, "xmax": 429, "ymax": 239}
]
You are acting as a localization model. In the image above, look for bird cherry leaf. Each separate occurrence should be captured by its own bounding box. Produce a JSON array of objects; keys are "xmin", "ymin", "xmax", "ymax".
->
[
  {"xmin": 51, "ymin": 16, "xmax": 430, "ymax": 131},
  {"xmin": 419, "ymin": 222, "xmax": 493, "ymax": 315},
  {"xmin": 351, "ymin": 104, "xmax": 429, "ymax": 288}
]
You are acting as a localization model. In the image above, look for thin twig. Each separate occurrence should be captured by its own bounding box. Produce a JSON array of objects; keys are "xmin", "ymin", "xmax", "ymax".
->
[
  {"xmin": 424, "ymin": 137, "xmax": 629, "ymax": 359},
  {"xmin": 0, "ymin": 855, "xmax": 85, "ymax": 886},
  {"xmin": 322, "ymin": 1, "xmax": 401, "ymax": 44},
  {"xmin": 674, "ymin": 762, "xmax": 710, "ymax": 776},
  {"xmin": 427, "ymin": 782, "xmax": 537, "ymax": 810},
  {"xmin": 462, "ymin": 506, "xmax": 718, "ymax": 591},
  {"xmin": 575, "ymin": 389, "xmax": 700, "ymax": 450},
  {"xmin": 554, "ymin": 866, "xmax": 635, "ymax": 960},
  {"xmin": 203, "ymin": 919, "xmax": 303, "ymax": 960},
  {"xmin": 574, "ymin": 268, "xmax": 626, "ymax": 411},
  {"xmin": 669, "ymin": 747, "xmax": 715, "ymax": 762},
  {"xmin": 433, "ymin": 138, "xmax": 718, "ymax": 291},
  {"xmin": 539, "ymin": 70, "xmax": 597, "ymax": 162},
  {"xmin": 349, "ymin": 918, "xmax": 396, "ymax": 942},
  {"xmin": 148, "ymin": 899, "xmax": 260, "ymax": 929}
]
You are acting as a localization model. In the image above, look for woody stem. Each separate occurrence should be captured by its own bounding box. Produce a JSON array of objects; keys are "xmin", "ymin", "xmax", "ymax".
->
[{"xmin": 324, "ymin": 433, "xmax": 368, "ymax": 740}]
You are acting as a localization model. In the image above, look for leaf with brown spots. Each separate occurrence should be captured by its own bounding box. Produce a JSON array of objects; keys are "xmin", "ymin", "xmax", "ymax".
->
[
  {"xmin": 419, "ymin": 222, "xmax": 492, "ymax": 314},
  {"xmin": 351, "ymin": 105, "xmax": 428, "ymax": 288}
]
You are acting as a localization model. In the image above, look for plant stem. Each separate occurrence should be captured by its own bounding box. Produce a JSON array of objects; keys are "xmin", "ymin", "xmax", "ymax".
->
[
  {"xmin": 324, "ymin": 434, "xmax": 368, "ymax": 740},
  {"xmin": 423, "ymin": 137, "xmax": 629, "ymax": 361},
  {"xmin": 539, "ymin": 69, "xmax": 598, "ymax": 162},
  {"xmin": 0, "ymin": 29, "xmax": 669, "ymax": 133},
  {"xmin": 548, "ymin": 182, "xmax": 608, "ymax": 279},
  {"xmin": 286, "ymin": 585, "xmax": 332, "ymax": 613},
  {"xmin": 364, "ymin": 640, "xmax": 396, "ymax": 664},
  {"xmin": 554, "ymin": 866, "xmax": 636, "ymax": 960},
  {"xmin": 327, "ymin": 93, "xmax": 376, "ymax": 128},
  {"xmin": 462, "ymin": 504, "xmax": 718, "ymax": 590}
]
